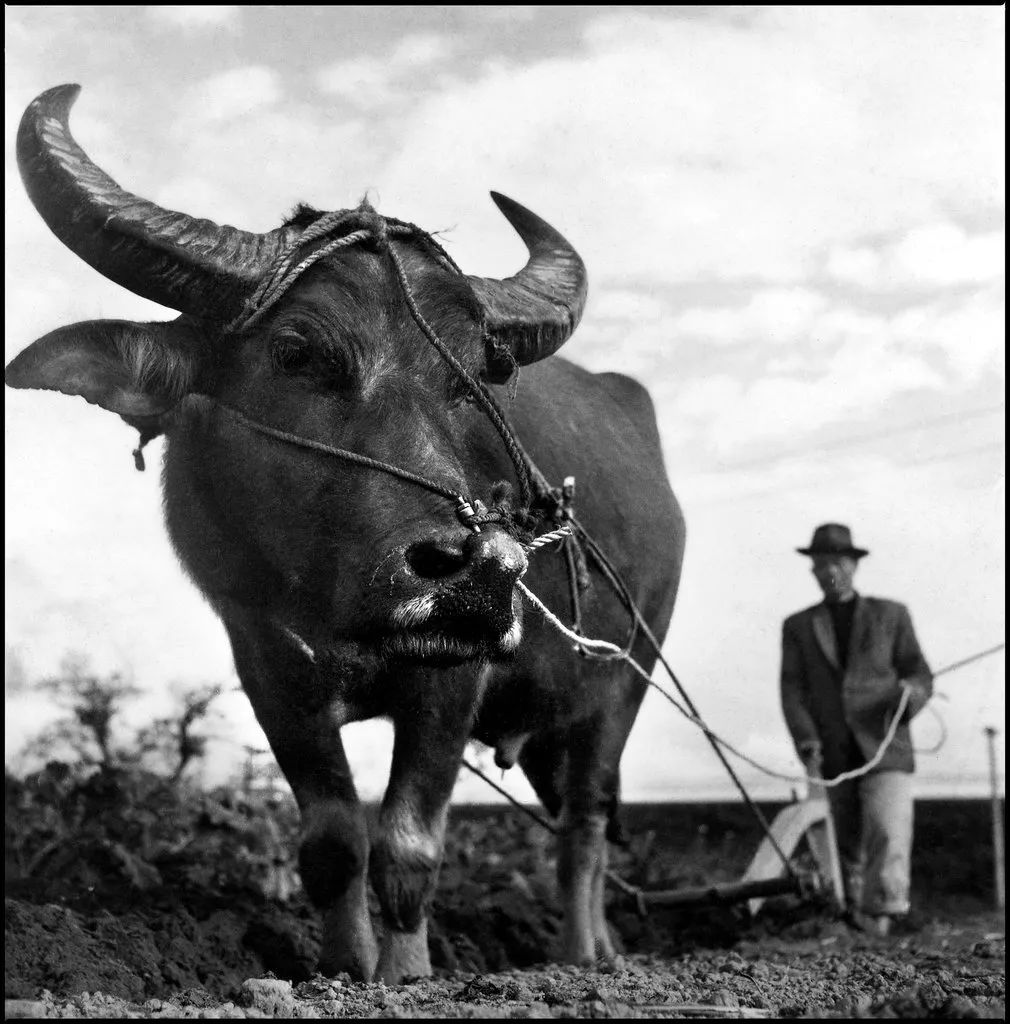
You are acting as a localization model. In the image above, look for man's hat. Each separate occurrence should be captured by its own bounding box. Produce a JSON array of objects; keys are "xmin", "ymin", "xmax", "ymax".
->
[{"xmin": 796, "ymin": 523, "xmax": 869, "ymax": 559}]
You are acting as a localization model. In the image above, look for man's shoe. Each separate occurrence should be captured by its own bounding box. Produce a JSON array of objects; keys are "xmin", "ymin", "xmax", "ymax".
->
[
  {"xmin": 869, "ymin": 914, "xmax": 892, "ymax": 937},
  {"xmin": 887, "ymin": 911, "xmax": 925, "ymax": 936},
  {"xmin": 842, "ymin": 908, "xmax": 866, "ymax": 931}
]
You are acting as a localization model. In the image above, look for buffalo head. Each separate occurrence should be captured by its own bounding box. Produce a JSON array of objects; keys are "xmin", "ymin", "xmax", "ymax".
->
[{"xmin": 6, "ymin": 85, "xmax": 588, "ymax": 670}]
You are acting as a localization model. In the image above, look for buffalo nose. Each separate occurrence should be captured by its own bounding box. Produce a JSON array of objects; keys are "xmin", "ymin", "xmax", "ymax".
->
[
  {"xmin": 463, "ymin": 529, "xmax": 528, "ymax": 581},
  {"xmin": 404, "ymin": 529, "xmax": 528, "ymax": 583}
]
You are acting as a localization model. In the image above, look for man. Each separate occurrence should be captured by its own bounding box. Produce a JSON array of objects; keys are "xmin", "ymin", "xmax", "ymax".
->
[{"xmin": 780, "ymin": 523, "xmax": 933, "ymax": 936}]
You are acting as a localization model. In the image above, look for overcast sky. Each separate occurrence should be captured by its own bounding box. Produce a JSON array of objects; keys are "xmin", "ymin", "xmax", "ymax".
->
[{"xmin": 4, "ymin": 6, "xmax": 1005, "ymax": 801}]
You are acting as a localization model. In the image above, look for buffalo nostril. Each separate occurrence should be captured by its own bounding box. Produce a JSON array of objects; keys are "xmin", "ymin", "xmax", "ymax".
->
[{"xmin": 405, "ymin": 539, "xmax": 469, "ymax": 580}]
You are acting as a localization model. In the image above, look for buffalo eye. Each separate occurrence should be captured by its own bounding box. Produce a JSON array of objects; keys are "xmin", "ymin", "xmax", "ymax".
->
[{"xmin": 271, "ymin": 330, "xmax": 313, "ymax": 375}]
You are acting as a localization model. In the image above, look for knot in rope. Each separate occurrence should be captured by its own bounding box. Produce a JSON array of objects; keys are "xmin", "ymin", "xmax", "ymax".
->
[
  {"xmin": 457, "ymin": 481, "xmax": 539, "ymax": 542},
  {"xmin": 534, "ymin": 476, "xmax": 591, "ymax": 596},
  {"xmin": 547, "ymin": 476, "xmax": 578, "ymax": 522}
]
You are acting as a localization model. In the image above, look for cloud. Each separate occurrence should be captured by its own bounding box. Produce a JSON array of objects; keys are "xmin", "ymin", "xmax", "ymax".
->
[
  {"xmin": 377, "ymin": 7, "xmax": 1003, "ymax": 288},
  {"xmin": 660, "ymin": 343, "xmax": 942, "ymax": 458},
  {"xmin": 624, "ymin": 281, "xmax": 1004, "ymax": 458},
  {"xmin": 671, "ymin": 333, "xmax": 943, "ymax": 455},
  {"xmin": 316, "ymin": 57, "xmax": 403, "ymax": 108},
  {"xmin": 474, "ymin": 7, "xmax": 539, "ymax": 24},
  {"xmin": 389, "ymin": 32, "xmax": 453, "ymax": 68},
  {"xmin": 182, "ymin": 66, "xmax": 282, "ymax": 124},
  {"xmin": 591, "ymin": 288, "xmax": 668, "ymax": 322},
  {"xmin": 675, "ymin": 288, "xmax": 829, "ymax": 347},
  {"xmin": 891, "ymin": 286, "xmax": 1005, "ymax": 380},
  {"xmin": 317, "ymin": 32, "xmax": 455, "ymax": 108},
  {"xmin": 147, "ymin": 6, "xmax": 239, "ymax": 29},
  {"xmin": 154, "ymin": 108, "xmax": 371, "ymax": 230},
  {"xmin": 828, "ymin": 224, "xmax": 1005, "ymax": 289}
]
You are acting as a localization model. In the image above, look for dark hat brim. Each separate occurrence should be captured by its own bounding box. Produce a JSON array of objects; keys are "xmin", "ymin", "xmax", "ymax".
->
[{"xmin": 796, "ymin": 546, "xmax": 869, "ymax": 558}]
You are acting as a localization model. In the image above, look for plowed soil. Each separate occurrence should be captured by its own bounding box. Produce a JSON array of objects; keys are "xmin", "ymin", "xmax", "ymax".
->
[{"xmin": 5, "ymin": 789, "xmax": 1005, "ymax": 1019}]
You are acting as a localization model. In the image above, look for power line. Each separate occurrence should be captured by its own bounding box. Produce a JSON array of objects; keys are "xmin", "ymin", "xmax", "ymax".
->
[
  {"xmin": 910, "ymin": 441, "xmax": 1005, "ymax": 467},
  {"xmin": 714, "ymin": 403, "xmax": 1005, "ymax": 474},
  {"xmin": 692, "ymin": 436, "xmax": 1003, "ymax": 505}
]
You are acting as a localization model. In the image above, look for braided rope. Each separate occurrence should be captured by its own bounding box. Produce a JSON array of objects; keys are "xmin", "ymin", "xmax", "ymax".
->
[
  {"xmin": 207, "ymin": 399, "xmax": 464, "ymax": 505},
  {"xmin": 385, "ymin": 243, "xmax": 535, "ymax": 510},
  {"xmin": 226, "ymin": 222, "xmax": 371, "ymax": 332},
  {"xmin": 523, "ymin": 526, "xmax": 572, "ymax": 551}
]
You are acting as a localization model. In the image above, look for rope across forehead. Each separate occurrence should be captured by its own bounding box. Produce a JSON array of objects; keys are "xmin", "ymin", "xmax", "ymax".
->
[
  {"xmin": 223, "ymin": 205, "xmax": 464, "ymax": 334},
  {"xmin": 213, "ymin": 203, "xmax": 538, "ymax": 529}
]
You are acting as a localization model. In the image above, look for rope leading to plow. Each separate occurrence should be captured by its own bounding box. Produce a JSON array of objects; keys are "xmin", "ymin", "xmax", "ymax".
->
[
  {"xmin": 563, "ymin": 517, "xmax": 797, "ymax": 870},
  {"xmin": 516, "ymin": 547, "xmax": 1005, "ymax": 789},
  {"xmin": 459, "ymin": 757, "xmax": 650, "ymax": 913}
]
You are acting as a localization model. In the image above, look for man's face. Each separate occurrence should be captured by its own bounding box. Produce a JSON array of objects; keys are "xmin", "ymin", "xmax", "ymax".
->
[{"xmin": 811, "ymin": 554, "xmax": 858, "ymax": 603}]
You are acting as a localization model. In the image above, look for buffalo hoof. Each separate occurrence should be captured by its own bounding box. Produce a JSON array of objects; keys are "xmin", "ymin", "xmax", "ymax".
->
[
  {"xmin": 317, "ymin": 903, "xmax": 378, "ymax": 982},
  {"xmin": 317, "ymin": 949, "xmax": 377, "ymax": 984},
  {"xmin": 374, "ymin": 919, "xmax": 431, "ymax": 984},
  {"xmin": 596, "ymin": 951, "xmax": 626, "ymax": 973}
]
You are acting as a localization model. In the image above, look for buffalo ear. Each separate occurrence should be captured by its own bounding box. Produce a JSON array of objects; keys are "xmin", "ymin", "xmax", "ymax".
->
[{"xmin": 5, "ymin": 319, "xmax": 196, "ymax": 422}]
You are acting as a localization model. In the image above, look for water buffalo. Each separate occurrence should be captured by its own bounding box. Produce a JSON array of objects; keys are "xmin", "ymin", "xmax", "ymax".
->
[{"xmin": 7, "ymin": 84, "xmax": 685, "ymax": 983}]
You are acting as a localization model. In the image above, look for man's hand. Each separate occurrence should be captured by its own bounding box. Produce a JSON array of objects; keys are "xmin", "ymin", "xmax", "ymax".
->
[
  {"xmin": 899, "ymin": 679, "xmax": 929, "ymax": 722},
  {"xmin": 798, "ymin": 741, "xmax": 823, "ymax": 778}
]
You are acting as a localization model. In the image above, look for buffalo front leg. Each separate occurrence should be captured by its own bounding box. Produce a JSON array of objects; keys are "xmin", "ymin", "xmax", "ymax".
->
[
  {"xmin": 297, "ymin": 740, "xmax": 378, "ymax": 980},
  {"xmin": 370, "ymin": 668, "xmax": 480, "ymax": 983},
  {"xmin": 227, "ymin": 622, "xmax": 378, "ymax": 980}
]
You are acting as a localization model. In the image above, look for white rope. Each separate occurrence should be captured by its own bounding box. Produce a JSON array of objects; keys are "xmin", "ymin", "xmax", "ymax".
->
[
  {"xmin": 516, "ymin": 580, "xmax": 623, "ymax": 658},
  {"xmin": 517, "ymin": 530, "xmax": 915, "ymax": 789},
  {"xmin": 915, "ymin": 701, "xmax": 948, "ymax": 755},
  {"xmin": 696, "ymin": 687, "xmax": 913, "ymax": 788},
  {"xmin": 522, "ymin": 525, "xmax": 573, "ymax": 552}
]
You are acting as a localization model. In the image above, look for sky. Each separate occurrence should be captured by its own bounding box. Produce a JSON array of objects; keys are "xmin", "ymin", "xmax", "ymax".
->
[{"xmin": 4, "ymin": 6, "xmax": 1005, "ymax": 802}]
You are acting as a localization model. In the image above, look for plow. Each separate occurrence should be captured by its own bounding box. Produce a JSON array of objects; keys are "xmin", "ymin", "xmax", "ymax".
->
[{"xmin": 626, "ymin": 780, "xmax": 844, "ymax": 916}]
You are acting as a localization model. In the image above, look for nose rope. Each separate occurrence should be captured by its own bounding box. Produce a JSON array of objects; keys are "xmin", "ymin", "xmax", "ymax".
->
[
  {"xmin": 196, "ymin": 397, "xmax": 487, "ymax": 530},
  {"xmin": 385, "ymin": 244, "xmax": 535, "ymax": 511}
]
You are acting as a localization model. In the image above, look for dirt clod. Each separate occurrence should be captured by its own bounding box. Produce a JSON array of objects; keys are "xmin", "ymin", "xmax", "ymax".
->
[{"xmin": 239, "ymin": 978, "xmax": 296, "ymax": 1016}]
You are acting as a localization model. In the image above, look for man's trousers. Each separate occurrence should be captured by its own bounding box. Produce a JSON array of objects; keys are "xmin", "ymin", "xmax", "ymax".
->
[{"xmin": 827, "ymin": 769, "xmax": 914, "ymax": 916}]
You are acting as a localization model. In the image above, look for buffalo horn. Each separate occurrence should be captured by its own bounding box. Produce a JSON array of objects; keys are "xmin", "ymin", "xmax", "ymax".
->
[
  {"xmin": 17, "ymin": 84, "xmax": 300, "ymax": 320},
  {"xmin": 468, "ymin": 192, "xmax": 588, "ymax": 379}
]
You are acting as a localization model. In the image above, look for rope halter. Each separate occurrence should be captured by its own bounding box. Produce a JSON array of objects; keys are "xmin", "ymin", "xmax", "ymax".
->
[{"xmin": 144, "ymin": 205, "xmax": 545, "ymax": 540}]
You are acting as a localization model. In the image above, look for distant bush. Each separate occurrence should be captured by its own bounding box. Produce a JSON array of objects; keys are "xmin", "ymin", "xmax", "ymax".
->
[
  {"xmin": 5, "ymin": 761, "xmax": 301, "ymax": 904},
  {"xmin": 15, "ymin": 654, "xmax": 224, "ymax": 783}
]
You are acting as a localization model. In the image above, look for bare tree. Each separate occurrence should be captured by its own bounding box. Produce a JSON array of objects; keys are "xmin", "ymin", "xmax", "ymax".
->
[
  {"xmin": 18, "ymin": 655, "xmax": 223, "ymax": 782},
  {"xmin": 25, "ymin": 654, "xmax": 140, "ymax": 767},
  {"xmin": 136, "ymin": 684, "xmax": 223, "ymax": 782}
]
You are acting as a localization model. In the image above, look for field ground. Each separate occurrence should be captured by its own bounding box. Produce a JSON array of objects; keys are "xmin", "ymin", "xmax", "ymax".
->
[{"xmin": 4, "ymin": 785, "xmax": 1006, "ymax": 1018}]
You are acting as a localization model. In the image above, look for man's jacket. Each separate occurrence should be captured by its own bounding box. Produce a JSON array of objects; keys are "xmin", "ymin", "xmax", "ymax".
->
[{"xmin": 780, "ymin": 595, "xmax": 933, "ymax": 777}]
